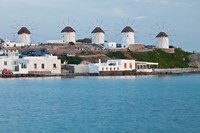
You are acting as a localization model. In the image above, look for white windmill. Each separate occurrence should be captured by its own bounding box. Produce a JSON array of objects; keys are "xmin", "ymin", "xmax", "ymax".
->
[
  {"xmin": 150, "ymin": 22, "xmax": 176, "ymax": 49},
  {"xmin": 17, "ymin": 27, "xmax": 31, "ymax": 44},
  {"xmin": 61, "ymin": 26, "xmax": 76, "ymax": 43},
  {"xmin": 156, "ymin": 31, "xmax": 169, "ymax": 49},
  {"xmin": 121, "ymin": 26, "xmax": 135, "ymax": 48},
  {"xmin": 91, "ymin": 26, "xmax": 105, "ymax": 45}
]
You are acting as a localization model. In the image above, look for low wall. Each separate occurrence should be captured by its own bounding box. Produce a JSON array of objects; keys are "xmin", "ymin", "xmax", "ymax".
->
[
  {"xmin": 154, "ymin": 68, "xmax": 200, "ymax": 74},
  {"xmin": 99, "ymin": 70, "xmax": 136, "ymax": 76}
]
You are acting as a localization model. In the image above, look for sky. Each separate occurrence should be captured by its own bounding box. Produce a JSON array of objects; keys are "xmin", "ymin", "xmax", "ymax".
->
[{"xmin": 0, "ymin": 0, "xmax": 200, "ymax": 52}]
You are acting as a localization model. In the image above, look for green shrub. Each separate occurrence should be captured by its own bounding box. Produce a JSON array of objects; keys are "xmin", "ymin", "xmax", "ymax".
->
[
  {"xmin": 129, "ymin": 48, "xmax": 192, "ymax": 68},
  {"xmin": 59, "ymin": 56, "xmax": 83, "ymax": 64},
  {"xmin": 106, "ymin": 51, "xmax": 128, "ymax": 59}
]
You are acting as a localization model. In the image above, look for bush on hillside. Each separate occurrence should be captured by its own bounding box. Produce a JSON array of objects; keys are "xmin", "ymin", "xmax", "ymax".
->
[
  {"xmin": 59, "ymin": 56, "xmax": 83, "ymax": 64},
  {"xmin": 106, "ymin": 51, "xmax": 128, "ymax": 59}
]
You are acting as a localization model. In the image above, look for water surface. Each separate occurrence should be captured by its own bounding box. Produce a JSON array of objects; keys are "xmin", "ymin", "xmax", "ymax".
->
[{"xmin": 0, "ymin": 74, "xmax": 200, "ymax": 133}]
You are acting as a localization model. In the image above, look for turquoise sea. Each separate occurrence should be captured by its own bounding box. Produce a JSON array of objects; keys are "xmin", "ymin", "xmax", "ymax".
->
[{"xmin": 0, "ymin": 74, "xmax": 200, "ymax": 133}]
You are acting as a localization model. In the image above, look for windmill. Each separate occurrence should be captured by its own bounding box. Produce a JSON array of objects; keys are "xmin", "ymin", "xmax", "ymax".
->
[
  {"xmin": 11, "ymin": 18, "xmax": 37, "ymax": 46},
  {"xmin": 121, "ymin": 26, "xmax": 135, "ymax": 48},
  {"xmin": 86, "ymin": 20, "xmax": 107, "ymax": 45},
  {"xmin": 156, "ymin": 31, "xmax": 169, "ymax": 49},
  {"xmin": 61, "ymin": 26, "xmax": 76, "ymax": 43},
  {"xmin": 91, "ymin": 26, "xmax": 105, "ymax": 45},
  {"xmin": 114, "ymin": 19, "xmax": 137, "ymax": 48},
  {"xmin": 151, "ymin": 23, "xmax": 175, "ymax": 49},
  {"xmin": 57, "ymin": 19, "xmax": 80, "ymax": 44},
  {"xmin": 17, "ymin": 27, "xmax": 31, "ymax": 44}
]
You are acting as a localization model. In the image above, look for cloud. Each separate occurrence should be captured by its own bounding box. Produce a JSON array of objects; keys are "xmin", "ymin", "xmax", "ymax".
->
[
  {"xmin": 133, "ymin": 16, "xmax": 147, "ymax": 20},
  {"xmin": 131, "ymin": 0, "xmax": 191, "ymax": 7}
]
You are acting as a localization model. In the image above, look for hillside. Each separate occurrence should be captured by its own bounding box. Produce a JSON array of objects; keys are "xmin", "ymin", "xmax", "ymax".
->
[
  {"xmin": 106, "ymin": 48, "xmax": 193, "ymax": 68},
  {"xmin": 3, "ymin": 44, "xmax": 194, "ymax": 68}
]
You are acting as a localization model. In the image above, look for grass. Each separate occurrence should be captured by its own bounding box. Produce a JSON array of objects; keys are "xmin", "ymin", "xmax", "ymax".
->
[
  {"xmin": 106, "ymin": 51, "xmax": 128, "ymax": 59},
  {"xmin": 107, "ymin": 48, "xmax": 192, "ymax": 68}
]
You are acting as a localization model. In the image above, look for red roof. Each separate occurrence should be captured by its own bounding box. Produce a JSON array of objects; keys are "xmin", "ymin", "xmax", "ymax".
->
[
  {"xmin": 17, "ymin": 27, "xmax": 31, "ymax": 34},
  {"xmin": 61, "ymin": 26, "xmax": 76, "ymax": 33},
  {"xmin": 91, "ymin": 27, "xmax": 105, "ymax": 33},
  {"xmin": 121, "ymin": 26, "xmax": 134, "ymax": 33}
]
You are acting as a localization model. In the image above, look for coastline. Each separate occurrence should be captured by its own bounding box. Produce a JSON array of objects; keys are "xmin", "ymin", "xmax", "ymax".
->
[
  {"xmin": 1, "ymin": 68, "xmax": 200, "ymax": 78},
  {"xmin": 153, "ymin": 68, "xmax": 200, "ymax": 75}
]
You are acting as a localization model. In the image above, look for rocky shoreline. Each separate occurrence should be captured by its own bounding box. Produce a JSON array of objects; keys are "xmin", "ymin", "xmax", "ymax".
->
[{"xmin": 153, "ymin": 68, "xmax": 200, "ymax": 75}]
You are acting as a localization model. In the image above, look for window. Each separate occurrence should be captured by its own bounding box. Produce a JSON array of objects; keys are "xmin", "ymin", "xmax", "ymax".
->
[
  {"xmin": 41, "ymin": 64, "xmax": 45, "ymax": 69},
  {"xmin": 4, "ymin": 61, "xmax": 7, "ymax": 66},
  {"xmin": 21, "ymin": 63, "xmax": 27, "ymax": 69},
  {"xmin": 124, "ymin": 63, "xmax": 127, "ymax": 69},
  {"xmin": 34, "ymin": 64, "xmax": 37, "ymax": 69},
  {"xmin": 53, "ymin": 64, "xmax": 57, "ymax": 68},
  {"xmin": 129, "ymin": 63, "xmax": 132, "ymax": 69},
  {"xmin": 110, "ymin": 68, "xmax": 112, "ymax": 71},
  {"xmin": 102, "ymin": 67, "xmax": 104, "ymax": 71}
]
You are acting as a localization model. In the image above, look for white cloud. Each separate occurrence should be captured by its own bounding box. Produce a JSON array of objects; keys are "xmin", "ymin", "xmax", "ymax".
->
[
  {"xmin": 133, "ymin": 16, "xmax": 147, "ymax": 20},
  {"xmin": 131, "ymin": 0, "xmax": 191, "ymax": 7}
]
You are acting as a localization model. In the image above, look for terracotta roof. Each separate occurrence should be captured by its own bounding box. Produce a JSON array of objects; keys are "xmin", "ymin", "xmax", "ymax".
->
[
  {"xmin": 61, "ymin": 26, "xmax": 76, "ymax": 33},
  {"xmin": 156, "ymin": 32, "xmax": 168, "ymax": 38},
  {"xmin": 91, "ymin": 27, "xmax": 105, "ymax": 33},
  {"xmin": 121, "ymin": 26, "xmax": 134, "ymax": 33},
  {"xmin": 17, "ymin": 27, "xmax": 31, "ymax": 34}
]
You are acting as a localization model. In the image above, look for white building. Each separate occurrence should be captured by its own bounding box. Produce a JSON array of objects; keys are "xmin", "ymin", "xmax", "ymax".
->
[
  {"xmin": 0, "ymin": 50, "xmax": 61, "ymax": 75},
  {"xmin": 61, "ymin": 26, "xmax": 76, "ymax": 43},
  {"xmin": 89, "ymin": 59, "xmax": 159, "ymax": 75},
  {"xmin": 89, "ymin": 59, "xmax": 135, "ymax": 74},
  {"xmin": 18, "ymin": 27, "xmax": 31, "ymax": 44},
  {"xmin": 121, "ymin": 26, "xmax": 135, "ymax": 48},
  {"xmin": 103, "ymin": 42, "xmax": 117, "ymax": 49},
  {"xmin": 136, "ymin": 61, "xmax": 158, "ymax": 73},
  {"xmin": 0, "ymin": 50, "xmax": 19, "ymax": 72},
  {"xmin": 91, "ymin": 27, "xmax": 105, "ymax": 45},
  {"xmin": 156, "ymin": 32, "xmax": 169, "ymax": 49},
  {"xmin": 3, "ymin": 39, "xmax": 38, "ymax": 48},
  {"xmin": 47, "ymin": 40, "xmax": 64, "ymax": 44},
  {"xmin": 67, "ymin": 64, "xmax": 89, "ymax": 74}
]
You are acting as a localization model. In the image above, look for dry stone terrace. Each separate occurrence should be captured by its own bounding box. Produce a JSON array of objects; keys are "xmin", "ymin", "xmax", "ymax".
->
[{"xmin": 1, "ymin": 43, "xmax": 105, "ymax": 55}]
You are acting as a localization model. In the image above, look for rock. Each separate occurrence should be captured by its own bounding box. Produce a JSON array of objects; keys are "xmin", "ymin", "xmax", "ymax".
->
[{"xmin": 189, "ymin": 54, "xmax": 200, "ymax": 68}]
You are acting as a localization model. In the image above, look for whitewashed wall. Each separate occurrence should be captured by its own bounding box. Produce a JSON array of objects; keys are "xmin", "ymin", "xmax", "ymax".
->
[
  {"xmin": 157, "ymin": 37, "xmax": 169, "ymax": 49},
  {"xmin": 19, "ymin": 33, "xmax": 31, "ymax": 44},
  {"xmin": 89, "ymin": 60, "xmax": 136, "ymax": 74},
  {"xmin": 121, "ymin": 32, "xmax": 135, "ymax": 48},
  {"xmin": 63, "ymin": 32, "xmax": 76, "ymax": 43},
  {"xmin": 104, "ymin": 42, "xmax": 117, "ymax": 49},
  {"xmin": 92, "ymin": 33, "xmax": 105, "ymax": 44},
  {"xmin": 19, "ymin": 56, "xmax": 61, "ymax": 74},
  {"xmin": 0, "ymin": 51, "xmax": 61, "ymax": 74}
]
